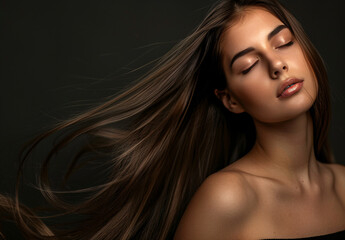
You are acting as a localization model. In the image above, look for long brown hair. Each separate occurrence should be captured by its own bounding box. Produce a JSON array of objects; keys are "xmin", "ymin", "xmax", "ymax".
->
[{"xmin": 1, "ymin": 0, "xmax": 331, "ymax": 239}]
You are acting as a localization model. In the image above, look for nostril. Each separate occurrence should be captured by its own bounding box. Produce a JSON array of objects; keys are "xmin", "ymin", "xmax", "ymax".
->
[{"xmin": 283, "ymin": 66, "xmax": 287, "ymax": 70}]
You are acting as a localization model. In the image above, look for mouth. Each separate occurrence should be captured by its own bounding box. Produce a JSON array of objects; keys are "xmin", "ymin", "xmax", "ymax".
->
[{"xmin": 277, "ymin": 78, "xmax": 304, "ymax": 98}]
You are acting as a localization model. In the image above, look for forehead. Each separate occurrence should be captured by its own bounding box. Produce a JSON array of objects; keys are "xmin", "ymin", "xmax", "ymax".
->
[{"xmin": 221, "ymin": 7, "xmax": 284, "ymax": 56}]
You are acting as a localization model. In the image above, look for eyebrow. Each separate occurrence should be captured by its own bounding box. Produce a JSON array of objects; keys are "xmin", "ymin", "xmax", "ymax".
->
[
  {"xmin": 267, "ymin": 25, "xmax": 287, "ymax": 40},
  {"xmin": 230, "ymin": 24, "xmax": 288, "ymax": 68}
]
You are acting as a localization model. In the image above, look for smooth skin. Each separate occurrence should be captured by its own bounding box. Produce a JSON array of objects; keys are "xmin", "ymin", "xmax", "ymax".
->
[{"xmin": 174, "ymin": 7, "xmax": 345, "ymax": 240}]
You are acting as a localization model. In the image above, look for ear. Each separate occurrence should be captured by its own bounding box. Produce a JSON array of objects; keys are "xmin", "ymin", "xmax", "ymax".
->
[{"xmin": 214, "ymin": 89, "xmax": 245, "ymax": 114}]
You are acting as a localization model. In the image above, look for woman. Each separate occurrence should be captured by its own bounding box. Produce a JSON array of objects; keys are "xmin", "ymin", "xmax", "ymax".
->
[
  {"xmin": 1, "ymin": 0, "xmax": 344, "ymax": 239},
  {"xmin": 174, "ymin": 2, "xmax": 345, "ymax": 239}
]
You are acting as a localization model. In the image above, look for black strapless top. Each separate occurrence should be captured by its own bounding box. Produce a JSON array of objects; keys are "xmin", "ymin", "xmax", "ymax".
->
[{"xmin": 264, "ymin": 229, "xmax": 345, "ymax": 239}]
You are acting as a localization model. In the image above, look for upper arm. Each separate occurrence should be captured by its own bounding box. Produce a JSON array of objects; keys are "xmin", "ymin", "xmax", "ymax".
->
[{"xmin": 174, "ymin": 172, "xmax": 256, "ymax": 240}]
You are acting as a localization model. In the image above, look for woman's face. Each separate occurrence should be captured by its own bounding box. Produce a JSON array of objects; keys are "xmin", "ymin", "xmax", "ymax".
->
[{"xmin": 219, "ymin": 7, "xmax": 317, "ymax": 123}]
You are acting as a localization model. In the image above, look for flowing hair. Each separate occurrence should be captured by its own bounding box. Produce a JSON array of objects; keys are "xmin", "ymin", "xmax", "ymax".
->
[{"xmin": 0, "ymin": 0, "xmax": 332, "ymax": 239}]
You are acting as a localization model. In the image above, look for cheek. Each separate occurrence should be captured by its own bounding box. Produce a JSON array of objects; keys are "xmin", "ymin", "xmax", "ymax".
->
[
  {"xmin": 289, "ymin": 50, "xmax": 310, "ymax": 75},
  {"xmin": 289, "ymin": 49, "xmax": 318, "ymax": 100},
  {"xmin": 230, "ymin": 77, "xmax": 275, "ymax": 111},
  {"xmin": 303, "ymin": 71, "xmax": 318, "ymax": 104}
]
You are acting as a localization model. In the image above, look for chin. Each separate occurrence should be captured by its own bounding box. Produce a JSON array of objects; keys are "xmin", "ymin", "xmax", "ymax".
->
[
  {"xmin": 253, "ymin": 102, "xmax": 314, "ymax": 124},
  {"xmin": 248, "ymin": 88, "xmax": 317, "ymax": 124}
]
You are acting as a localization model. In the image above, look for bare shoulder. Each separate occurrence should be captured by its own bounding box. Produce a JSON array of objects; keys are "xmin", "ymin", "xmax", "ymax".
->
[
  {"xmin": 320, "ymin": 162, "xmax": 345, "ymax": 198},
  {"xmin": 321, "ymin": 162, "xmax": 345, "ymax": 181},
  {"xmin": 322, "ymin": 163, "xmax": 345, "ymax": 184},
  {"xmin": 174, "ymin": 171, "xmax": 258, "ymax": 240}
]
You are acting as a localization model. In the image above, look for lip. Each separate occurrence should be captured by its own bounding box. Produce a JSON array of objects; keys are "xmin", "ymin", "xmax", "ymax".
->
[{"xmin": 277, "ymin": 78, "xmax": 304, "ymax": 98}]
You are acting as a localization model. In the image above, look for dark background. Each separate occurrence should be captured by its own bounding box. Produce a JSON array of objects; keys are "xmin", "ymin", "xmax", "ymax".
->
[{"xmin": 0, "ymin": 0, "xmax": 344, "ymax": 235}]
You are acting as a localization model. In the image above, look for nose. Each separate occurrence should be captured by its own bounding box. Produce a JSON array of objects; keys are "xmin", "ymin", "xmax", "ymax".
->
[{"xmin": 268, "ymin": 54, "xmax": 288, "ymax": 79}]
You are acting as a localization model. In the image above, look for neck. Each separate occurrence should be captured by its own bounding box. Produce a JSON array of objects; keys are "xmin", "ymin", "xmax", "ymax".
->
[{"xmin": 248, "ymin": 112, "xmax": 319, "ymax": 186}]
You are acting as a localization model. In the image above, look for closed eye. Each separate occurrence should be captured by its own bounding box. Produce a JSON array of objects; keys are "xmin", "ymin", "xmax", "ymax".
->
[
  {"xmin": 277, "ymin": 41, "xmax": 294, "ymax": 49},
  {"xmin": 242, "ymin": 60, "xmax": 259, "ymax": 75}
]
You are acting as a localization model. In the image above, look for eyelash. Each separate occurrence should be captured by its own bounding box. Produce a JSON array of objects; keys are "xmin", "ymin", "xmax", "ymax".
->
[
  {"xmin": 241, "ymin": 41, "xmax": 294, "ymax": 75},
  {"xmin": 242, "ymin": 60, "xmax": 258, "ymax": 74},
  {"xmin": 278, "ymin": 40, "xmax": 294, "ymax": 48}
]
